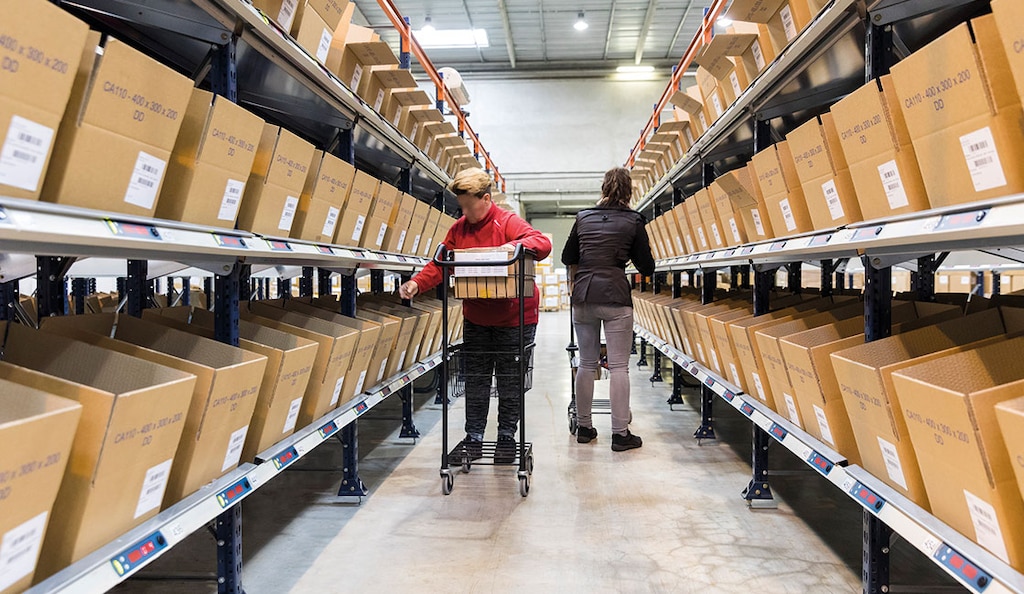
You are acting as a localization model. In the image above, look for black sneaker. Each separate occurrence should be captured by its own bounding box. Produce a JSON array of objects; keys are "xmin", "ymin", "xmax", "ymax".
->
[
  {"xmin": 611, "ymin": 431, "xmax": 643, "ymax": 452},
  {"xmin": 576, "ymin": 426, "xmax": 598, "ymax": 444},
  {"xmin": 461, "ymin": 437, "xmax": 483, "ymax": 462},
  {"xmin": 495, "ymin": 435, "xmax": 517, "ymax": 464}
]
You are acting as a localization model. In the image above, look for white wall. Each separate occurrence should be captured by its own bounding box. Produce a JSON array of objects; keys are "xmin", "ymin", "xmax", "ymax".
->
[{"xmin": 530, "ymin": 216, "xmax": 577, "ymax": 268}]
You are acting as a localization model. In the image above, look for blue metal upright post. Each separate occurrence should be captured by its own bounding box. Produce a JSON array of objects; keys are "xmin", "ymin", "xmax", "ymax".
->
[
  {"xmin": 668, "ymin": 270, "xmax": 685, "ymax": 408},
  {"xmin": 338, "ymin": 272, "xmax": 367, "ymax": 498},
  {"xmin": 743, "ymin": 266, "xmax": 776, "ymax": 507},
  {"xmin": 37, "ymin": 257, "xmax": 72, "ymax": 319},
  {"xmin": 693, "ymin": 268, "xmax": 717, "ymax": 442},
  {"xmin": 0, "ymin": 280, "xmax": 18, "ymax": 321},
  {"xmin": 72, "ymin": 278, "xmax": 88, "ymax": 315},
  {"xmin": 181, "ymin": 277, "xmax": 192, "ymax": 306},
  {"xmin": 318, "ymin": 268, "xmax": 333, "ymax": 298},
  {"xmin": 399, "ymin": 270, "xmax": 420, "ymax": 439},
  {"xmin": 649, "ymin": 217, "xmax": 663, "ymax": 384},
  {"xmin": 126, "ymin": 260, "xmax": 148, "ymax": 317},
  {"xmin": 299, "ymin": 267, "xmax": 314, "ymax": 297}
]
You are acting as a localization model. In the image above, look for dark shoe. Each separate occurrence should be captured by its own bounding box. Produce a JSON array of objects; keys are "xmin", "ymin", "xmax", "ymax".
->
[
  {"xmin": 461, "ymin": 437, "xmax": 483, "ymax": 462},
  {"xmin": 576, "ymin": 426, "xmax": 598, "ymax": 444},
  {"xmin": 611, "ymin": 431, "xmax": 643, "ymax": 452},
  {"xmin": 495, "ymin": 435, "xmax": 517, "ymax": 464}
]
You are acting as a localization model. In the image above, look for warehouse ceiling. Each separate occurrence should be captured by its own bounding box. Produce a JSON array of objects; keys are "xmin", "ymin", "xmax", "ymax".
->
[{"xmin": 352, "ymin": 0, "xmax": 708, "ymax": 74}]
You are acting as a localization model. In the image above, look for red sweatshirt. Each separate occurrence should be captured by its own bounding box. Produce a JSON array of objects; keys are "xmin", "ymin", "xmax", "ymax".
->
[{"xmin": 412, "ymin": 202, "xmax": 552, "ymax": 327}]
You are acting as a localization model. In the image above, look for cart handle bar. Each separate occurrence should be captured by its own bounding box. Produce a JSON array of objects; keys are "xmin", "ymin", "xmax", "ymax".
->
[{"xmin": 430, "ymin": 243, "xmax": 536, "ymax": 268}]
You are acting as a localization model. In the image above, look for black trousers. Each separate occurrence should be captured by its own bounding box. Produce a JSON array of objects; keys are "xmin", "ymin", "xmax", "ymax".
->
[{"xmin": 462, "ymin": 320, "xmax": 536, "ymax": 438}]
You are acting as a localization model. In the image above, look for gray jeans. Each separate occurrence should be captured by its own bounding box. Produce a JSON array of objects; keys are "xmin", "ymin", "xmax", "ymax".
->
[{"xmin": 573, "ymin": 303, "xmax": 634, "ymax": 435}]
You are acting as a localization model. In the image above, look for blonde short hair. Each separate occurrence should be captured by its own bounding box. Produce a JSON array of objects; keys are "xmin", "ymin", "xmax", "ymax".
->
[{"xmin": 448, "ymin": 168, "xmax": 492, "ymax": 197}]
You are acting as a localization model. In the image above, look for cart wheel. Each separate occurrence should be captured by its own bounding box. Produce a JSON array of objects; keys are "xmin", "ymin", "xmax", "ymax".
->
[
  {"xmin": 568, "ymin": 417, "xmax": 578, "ymax": 435},
  {"xmin": 526, "ymin": 454, "xmax": 535, "ymax": 475},
  {"xmin": 441, "ymin": 472, "xmax": 454, "ymax": 495},
  {"xmin": 519, "ymin": 475, "xmax": 530, "ymax": 497},
  {"xmin": 461, "ymin": 462, "xmax": 471, "ymax": 473}
]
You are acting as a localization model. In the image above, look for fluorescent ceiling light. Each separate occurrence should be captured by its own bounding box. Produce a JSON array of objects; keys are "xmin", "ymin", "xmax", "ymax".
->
[
  {"xmin": 421, "ymin": 16, "xmax": 435, "ymax": 34},
  {"xmin": 414, "ymin": 27, "xmax": 489, "ymax": 49},
  {"xmin": 616, "ymin": 65, "xmax": 655, "ymax": 73},
  {"xmin": 717, "ymin": 16, "xmax": 733, "ymax": 27},
  {"xmin": 574, "ymin": 11, "xmax": 588, "ymax": 31}
]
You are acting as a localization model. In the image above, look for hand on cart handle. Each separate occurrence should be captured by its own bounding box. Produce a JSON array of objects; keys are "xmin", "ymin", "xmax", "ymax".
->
[{"xmin": 399, "ymin": 280, "xmax": 419, "ymax": 300}]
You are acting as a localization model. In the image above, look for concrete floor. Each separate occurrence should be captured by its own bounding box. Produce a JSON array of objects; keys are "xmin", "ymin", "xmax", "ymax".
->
[{"xmin": 114, "ymin": 309, "xmax": 965, "ymax": 594}]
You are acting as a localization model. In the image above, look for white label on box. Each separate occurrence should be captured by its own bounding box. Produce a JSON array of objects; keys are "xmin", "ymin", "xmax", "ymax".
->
[
  {"xmin": 352, "ymin": 214, "xmax": 366, "ymax": 242},
  {"xmin": 752, "ymin": 42, "xmax": 766, "ymax": 70},
  {"xmin": 876, "ymin": 436, "xmax": 908, "ymax": 489},
  {"xmin": 378, "ymin": 359, "xmax": 388, "ymax": 381},
  {"xmin": 781, "ymin": 5, "xmax": 798, "ymax": 40},
  {"xmin": 751, "ymin": 209, "xmax": 766, "ymax": 236},
  {"xmin": 316, "ymin": 28, "xmax": 332, "ymax": 63},
  {"xmin": 0, "ymin": 511, "xmax": 47, "ymax": 592},
  {"xmin": 683, "ymin": 338, "xmax": 693, "ymax": 355},
  {"xmin": 698, "ymin": 112, "xmax": 708, "ymax": 129},
  {"xmin": 779, "ymin": 198, "xmax": 797, "ymax": 231},
  {"xmin": 877, "ymin": 159, "xmax": 909, "ymax": 210},
  {"xmin": 284, "ymin": 397, "xmax": 303, "ymax": 432},
  {"xmin": 939, "ymin": 276, "xmax": 949, "ymax": 284},
  {"xmin": 684, "ymin": 128, "xmax": 695, "ymax": 145},
  {"xmin": 397, "ymin": 229, "xmax": 408, "ymax": 250},
  {"xmin": 696, "ymin": 342, "xmax": 706, "ymax": 363},
  {"xmin": 392, "ymin": 110, "xmax": 402, "ymax": 127},
  {"xmin": 729, "ymin": 363, "xmax": 741, "ymax": 386},
  {"xmin": 374, "ymin": 89, "xmax": 386, "ymax": 113},
  {"xmin": 134, "ymin": 459, "xmax": 173, "ymax": 519},
  {"xmin": 278, "ymin": 196, "xmax": 299, "ymax": 231},
  {"xmin": 711, "ymin": 94, "xmax": 723, "ymax": 118},
  {"xmin": 822, "ymin": 179, "xmax": 844, "ymax": 220},
  {"xmin": 376, "ymin": 222, "xmax": 388, "ymax": 247},
  {"xmin": 453, "ymin": 250, "xmax": 509, "ymax": 277},
  {"xmin": 685, "ymin": 235, "xmax": 696, "ymax": 252},
  {"xmin": 399, "ymin": 350, "xmax": 407, "ymax": 367},
  {"xmin": 710, "ymin": 222, "xmax": 722, "ymax": 246},
  {"xmin": 709, "ymin": 348, "xmax": 720, "ymax": 372},
  {"xmin": 355, "ymin": 369, "xmax": 368, "ymax": 394},
  {"xmin": 329, "ymin": 377, "xmax": 345, "ymax": 407},
  {"xmin": 410, "ymin": 123, "xmax": 419, "ymax": 142},
  {"xmin": 0, "ymin": 115, "xmax": 54, "ymax": 192},
  {"xmin": 424, "ymin": 237, "xmax": 433, "ymax": 256},
  {"xmin": 961, "ymin": 275, "xmax": 970, "ymax": 285},
  {"xmin": 729, "ymin": 218, "xmax": 742, "ymax": 243},
  {"xmin": 411, "ymin": 234, "xmax": 422, "ymax": 254},
  {"xmin": 322, "ymin": 206, "xmax": 340, "ymax": 237},
  {"xmin": 351, "ymin": 64, "xmax": 363, "ymax": 90},
  {"xmin": 813, "ymin": 405, "xmax": 834, "ymax": 445},
  {"xmin": 751, "ymin": 372, "xmax": 766, "ymax": 401},
  {"xmin": 277, "ymin": 0, "xmax": 298, "ymax": 30},
  {"xmin": 124, "ymin": 151, "xmax": 166, "ymax": 209},
  {"xmin": 960, "ymin": 127, "xmax": 1007, "ymax": 192},
  {"xmin": 964, "ymin": 490, "xmax": 1011, "ymax": 563},
  {"xmin": 221, "ymin": 425, "xmax": 249, "ymax": 472},
  {"xmin": 730, "ymin": 72, "xmax": 743, "ymax": 97},
  {"xmin": 696, "ymin": 227, "xmax": 708, "ymax": 248},
  {"xmin": 674, "ymin": 236, "xmax": 685, "ymax": 253},
  {"xmin": 218, "ymin": 178, "xmax": 246, "ymax": 221},
  {"xmin": 783, "ymin": 393, "xmax": 801, "ymax": 427}
]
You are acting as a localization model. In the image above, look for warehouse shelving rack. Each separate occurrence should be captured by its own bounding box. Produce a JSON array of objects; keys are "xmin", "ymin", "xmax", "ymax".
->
[
  {"xmin": 622, "ymin": 0, "xmax": 1024, "ymax": 593},
  {"xmin": 1, "ymin": 0, "xmax": 495, "ymax": 592}
]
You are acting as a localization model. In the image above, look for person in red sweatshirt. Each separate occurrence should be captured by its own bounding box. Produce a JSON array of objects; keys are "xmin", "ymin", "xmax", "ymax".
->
[{"xmin": 400, "ymin": 168, "xmax": 551, "ymax": 463}]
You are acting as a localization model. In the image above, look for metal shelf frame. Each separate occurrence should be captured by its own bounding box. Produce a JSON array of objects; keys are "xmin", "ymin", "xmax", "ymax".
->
[{"xmin": 633, "ymin": 325, "xmax": 1024, "ymax": 594}]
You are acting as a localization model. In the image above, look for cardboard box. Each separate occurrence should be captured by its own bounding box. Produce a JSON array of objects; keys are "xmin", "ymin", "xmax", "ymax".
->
[
  {"xmin": 829, "ymin": 75, "xmax": 931, "ymax": 220},
  {"xmin": 993, "ymin": 0, "xmax": 1024, "ymax": 106},
  {"xmin": 41, "ymin": 314, "xmax": 267, "ymax": 507},
  {"xmin": 143, "ymin": 308, "xmax": 319, "ymax": 462},
  {"xmin": 290, "ymin": 150, "xmax": 356, "ymax": 244},
  {"xmin": 786, "ymin": 113, "xmax": 864, "ymax": 229},
  {"xmin": 359, "ymin": 214, "xmax": 390, "ymax": 251},
  {"xmin": 361, "ymin": 300, "xmax": 431, "ymax": 369},
  {"xmin": 695, "ymin": 31, "xmax": 759, "ymax": 105},
  {"xmin": 335, "ymin": 170, "xmax": 378, "ymax": 247},
  {"xmin": 333, "ymin": 42, "xmax": 398, "ymax": 96},
  {"xmin": 726, "ymin": 21, "xmax": 774, "ymax": 82},
  {"xmin": 695, "ymin": 189, "xmax": 727, "ymax": 250},
  {"xmin": 362, "ymin": 68, "xmax": 417, "ymax": 114},
  {"xmin": 452, "ymin": 246, "xmax": 536, "ymax": 299},
  {"xmin": 245, "ymin": 303, "xmax": 367, "ymax": 419},
  {"xmin": 419, "ymin": 208, "xmax": 443, "ymax": 258},
  {"xmin": 762, "ymin": 1, "xmax": 811, "ymax": 55},
  {"xmin": 750, "ymin": 141, "xmax": 814, "ymax": 236},
  {"xmin": 41, "ymin": 36, "xmax": 193, "ymax": 217},
  {"xmin": 831, "ymin": 307, "xmax": 1023, "ymax": 509},
  {"xmin": 666, "ymin": 204, "xmax": 695, "ymax": 254},
  {"xmin": 354, "ymin": 308, "xmax": 408, "ymax": 382},
  {"xmin": 696, "ymin": 67, "xmax": 729, "ymax": 122},
  {"xmin": 994, "ymin": 397, "xmax": 1024, "ymax": 530},
  {"xmin": 891, "ymin": 335, "xmax": 1024, "ymax": 568},
  {"xmin": 683, "ymin": 195, "xmax": 710, "ymax": 251},
  {"xmin": 405, "ymin": 198, "xmax": 432, "ymax": 256},
  {"xmin": 401, "ymin": 107, "xmax": 444, "ymax": 146},
  {"xmin": 0, "ymin": 324, "xmax": 195, "ymax": 578},
  {"xmin": 0, "ymin": 379, "xmax": 81, "ymax": 593},
  {"xmin": 293, "ymin": 2, "xmax": 334, "ymax": 65},
  {"xmin": 0, "ymin": 0, "xmax": 91, "ymax": 201},
  {"xmin": 708, "ymin": 181, "xmax": 748, "ymax": 247},
  {"xmin": 382, "ymin": 192, "xmax": 418, "ymax": 253},
  {"xmin": 890, "ymin": 16, "xmax": 1024, "ymax": 209},
  {"xmin": 155, "ymin": 89, "xmax": 264, "ymax": 228},
  {"xmin": 371, "ymin": 181, "xmax": 399, "ymax": 221},
  {"xmin": 710, "ymin": 177, "xmax": 752, "ymax": 246},
  {"xmin": 384, "ymin": 88, "xmax": 431, "ymax": 130},
  {"xmin": 237, "ymin": 124, "xmax": 316, "ymax": 236}
]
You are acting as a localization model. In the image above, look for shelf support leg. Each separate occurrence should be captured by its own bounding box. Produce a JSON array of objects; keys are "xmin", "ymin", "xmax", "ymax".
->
[
  {"xmin": 370, "ymin": 270, "xmax": 385, "ymax": 295},
  {"xmin": 650, "ymin": 349, "xmax": 663, "ymax": 383},
  {"xmin": 0, "ymin": 280, "xmax": 18, "ymax": 321},
  {"xmin": 399, "ymin": 385, "xmax": 420, "ymax": 440},
  {"xmin": 126, "ymin": 260, "xmax": 148, "ymax": 317},
  {"xmin": 181, "ymin": 277, "xmax": 192, "ymax": 306},
  {"xmin": 204, "ymin": 277, "xmax": 213, "ymax": 310},
  {"xmin": 299, "ymin": 267, "xmax": 314, "ymax": 298},
  {"xmin": 694, "ymin": 268, "xmax": 717, "ymax": 441},
  {"xmin": 215, "ymin": 504, "xmax": 244, "ymax": 594},
  {"xmin": 863, "ymin": 511, "xmax": 892, "ymax": 594},
  {"xmin": 743, "ymin": 423, "xmax": 776, "ymax": 507},
  {"xmin": 667, "ymin": 270, "xmax": 685, "ymax": 407},
  {"xmin": 338, "ymin": 422, "xmax": 368, "ymax": 499},
  {"xmin": 72, "ymin": 278, "xmax": 88, "ymax": 315},
  {"xmin": 278, "ymin": 277, "xmax": 291, "ymax": 301},
  {"xmin": 637, "ymin": 338, "xmax": 648, "ymax": 367},
  {"xmin": 318, "ymin": 268, "xmax": 333, "ymax": 298},
  {"xmin": 37, "ymin": 257, "xmax": 73, "ymax": 319}
]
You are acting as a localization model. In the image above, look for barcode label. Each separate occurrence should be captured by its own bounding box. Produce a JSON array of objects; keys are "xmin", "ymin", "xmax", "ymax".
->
[
  {"xmin": 877, "ymin": 160, "xmax": 909, "ymax": 210},
  {"xmin": 0, "ymin": 116, "xmax": 54, "ymax": 192},
  {"xmin": 410, "ymin": 123, "xmax": 419, "ymax": 142},
  {"xmin": 711, "ymin": 94, "xmax": 723, "ymax": 118},
  {"xmin": 218, "ymin": 178, "xmax": 246, "ymax": 221},
  {"xmin": 411, "ymin": 234, "xmax": 422, "ymax": 253},
  {"xmin": 316, "ymin": 28, "xmax": 332, "ymax": 63},
  {"xmin": 352, "ymin": 214, "xmax": 366, "ymax": 242},
  {"xmin": 729, "ymin": 363, "xmax": 741, "ymax": 387},
  {"xmin": 781, "ymin": 5, "xmax": 798, "ymax": 40},
  {"xmin": 277, "ymin": 0, "xmax": 298, "ymax": 30},
  {"xmin": 751, "ymin": 209, "xmax": 766, "ymax": 236},
  {"xmin": 779, "ymin": 198, "xmax": 797, "ymax": 231},
  {"xmin": 0, "ymin": 512, "xmax": 47, "ymax": 592},
  {"xmin": 730, "ymin": 71, "xmax": 742, "ymax": 97},
  {"xmin": 398, "ymin": 350, "xmax": 407, "ymax": 368},
  {"xmin": 351, "ymin": 64, "xmax": 364, "ymax": 90},
  {"xmin": 964, "ymin": 490, "xmax": 1010, "ymax": 563},
  {"xmin": 783, "ymin": 393, "xmax": 801, "ymax": 427},
  {"xmin": 134, "ymin": 459, "xmax": 173, "ymax": 519},
  {"xmin": 683, "ymin": 338, "xmax": 693, "ymax": 355},
  {"xmin": 221, "ymin": 426, "xmax": 250, "ymax": 472},
  {"xmin": 696, "ymin": 342, "xmax": 706, "ymax": 363},
  {"xmin": 960, "ymin": 127, "xmax": 1007, "ymax": 192},
  {"xmin": 378, "ymin": 359, "xmax": 388, "ymax": 381},
  {"xmin": 423, "ymin": 237, "xmax": 433, "ymax": 256},
  {"xmin": 751, "ymin": 372, "xmax": 766, "ymax": 401},
  {"xmin": 729, "ymin": 218, "xmax": 742, "ymax": 243},
  {"xmin": 684, "ymin": 128, "xmax": 695, "ymax": 145},
  {"xmin": 710, "ymin": 222, "xmax": 722, "ymax": 246},
  {"xmin": 752, "ymin": 41, "xmax": 766, "ymax": 70},
  {"xmin": 685, "ymin": 234, "xmax": 696, "ymax": 253},
  {"xmin": 813, "ymin": 405, "xmax": 834, "ymax": 445},
  {"xmin": 284, "ymin": 397, "xmax": 303, "ymax": 432},
  {"xmin": 397, "ymin": 229, "xmax": 408, "ymax": 250},
  {"xmin": 393, "ymin": 110, "xmax": 402, "ymax": 127},
  {"xmin": 375, "ymin": 222, "xmax": 387, "ymax": 247},
  {"xmin": 822, "ymin": 179, "xmax": 844, "ymax": 220},
  {"xmin": 124, "ymin": 151, "xmax": 166, "ymax": 209},
  {"xmin": 696, "ymin": 226, "xmax": 708, "ymax": 249},
  {"xmin": 355, "ymin": 370, "xmax": 368, "ymax": 394},
  {"xmin": 674, "ymin": 236, "xmax": 685, "ymax": 253},
  {"xmin": 374, "ymin": 89, "xmax": 386, "ymax": 112},
  {"xmin": 709, "ymin": 348, "xmax": 720, "ymax": 372},
  {"xmin": 322, "ymin": 206, "xmax": 340, "ymax": 237},
  {"xmin": 698, "ymin": 112, "xmax": 708, "ymax": 130},
  {"xmin": 877, "ymin": 436, "xmax": 908, "ymax": 489},
  {"xmin": 278, "ymin": 196, "xmax": 299, "ymax": 231}
]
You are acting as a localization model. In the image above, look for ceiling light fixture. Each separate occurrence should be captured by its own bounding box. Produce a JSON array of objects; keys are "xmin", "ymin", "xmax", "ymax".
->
[
  {"xmin": 716, "ymin": 16, "xmax": 733, "ymax": 28},
  {"xmin": 414, "ymin": 27, "xmax": 490, "ymax": 49},
  {"xmin": 422, "ymin": 16, "xmax": 435, "ymax": 34},
  {"xmin": 574, "ymin": 11, "xmax": 588, "ymax": 31},
  {"xmin": 616, "ymin": 65, "xmax": 655, "ymax": 73}
]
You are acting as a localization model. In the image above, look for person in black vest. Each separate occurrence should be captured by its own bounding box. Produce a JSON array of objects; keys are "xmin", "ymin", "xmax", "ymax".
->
[{"xmin": 561, "ymin": 167, "xmax": 656, "ymax": 451}]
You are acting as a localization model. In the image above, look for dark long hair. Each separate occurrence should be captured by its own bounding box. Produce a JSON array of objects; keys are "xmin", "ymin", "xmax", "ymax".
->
[{"xmin": 598, "ymin": 167, "xmax": 632, "ymax": 208}]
